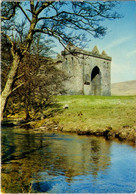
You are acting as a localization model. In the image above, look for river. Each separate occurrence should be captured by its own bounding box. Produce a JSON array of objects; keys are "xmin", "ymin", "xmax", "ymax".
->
[{"xmin": 1, "ymin": 127, "xmax": 136, "ymax": 193}]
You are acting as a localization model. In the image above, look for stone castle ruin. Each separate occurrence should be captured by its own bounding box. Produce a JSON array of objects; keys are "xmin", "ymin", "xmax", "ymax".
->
[{"xmin": 57, "ymin": 43, "xmax": 112, "ymax": 96}]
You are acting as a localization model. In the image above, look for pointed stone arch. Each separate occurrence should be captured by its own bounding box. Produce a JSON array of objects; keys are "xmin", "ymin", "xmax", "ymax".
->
[{"xmin": 91, "ymin": 66, "xmax": 101, "ymax": 95}]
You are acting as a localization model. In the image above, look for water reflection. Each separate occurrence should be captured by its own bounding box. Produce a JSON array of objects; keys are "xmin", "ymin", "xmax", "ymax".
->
[{"xmin": 1, "ymin": 127, "xmax": 136, "ymax": 193}]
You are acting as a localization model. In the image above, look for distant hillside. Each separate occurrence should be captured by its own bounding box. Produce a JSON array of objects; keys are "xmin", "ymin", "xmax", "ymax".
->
[{"xmin": 111, "ymin": 80, "xmax": 136, "ymax": 96}]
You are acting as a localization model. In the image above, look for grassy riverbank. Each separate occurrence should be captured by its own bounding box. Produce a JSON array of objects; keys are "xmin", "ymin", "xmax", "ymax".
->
[
  {"xmin": 51, "ymin": 95, "xmax": 136, "ymax": 143},
  {"xmin": 3, "ymin": 95, "xmax": 136, "ymax": 144}
]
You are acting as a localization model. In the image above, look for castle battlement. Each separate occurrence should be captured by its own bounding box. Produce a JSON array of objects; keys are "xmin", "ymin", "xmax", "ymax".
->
[{"xmin": 61, "ymin": 43, "xmax": 112, "ymax": 61}]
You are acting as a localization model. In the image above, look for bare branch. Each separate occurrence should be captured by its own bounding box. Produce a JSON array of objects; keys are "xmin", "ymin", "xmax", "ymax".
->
[
  {"xmin": 14, "ymin": 73, "xmax": 24, "ymax": 82},
  {"xmin": 34, "ymin": 28, "xmax": 71, "ymax": 54},
  {"xmin": 30, "ymin": 0, "xmax": 35, "ymax": 14},
  {"xmin": 18, "ymin": 4, "xmax": 31, "ymax": 23},
  {"xmin": 35, "ymin": 2, "xmax": 53, "ymax": 16},
  {"xmin": 11, "ymin": 83, "xmax": 24, "ymax": 94},
  {"xmin": 1, "ymin": 32, "xmax": 14, "ymax": 56},
  {"xmin": 1, "ymin": 61, "xmax": 9, "ymax": 67},
  {"xmin": 35, "ymin": 2, "xmax": 39, "ymax": 11},
  {"xmin": 1, "ymin": 2, "xmax": 20, "ymax": 21}
]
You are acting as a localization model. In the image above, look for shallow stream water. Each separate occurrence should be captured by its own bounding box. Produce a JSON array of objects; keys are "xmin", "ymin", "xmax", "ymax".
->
[{"xmin": 1, "ymin": 127, "xmax": 136, "ymax": 193}]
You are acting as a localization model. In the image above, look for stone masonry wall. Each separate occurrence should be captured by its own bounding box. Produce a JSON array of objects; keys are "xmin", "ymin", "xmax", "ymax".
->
[{"xmin": 57, "ymin": 43, "xmax": 112, "ymax": 96}]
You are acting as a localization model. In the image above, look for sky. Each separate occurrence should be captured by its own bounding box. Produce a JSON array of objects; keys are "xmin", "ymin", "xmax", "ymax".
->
[
  {"xmin": 3, "ymin": 1, "xmax": 136, "ymax": 84},
  {"xmin": 90, "ymin": 1, "xmax": 136, "ymax": 83},
  {"xmin": 53, "ymin": 1, "xmax": 136, "ymax": 83}
]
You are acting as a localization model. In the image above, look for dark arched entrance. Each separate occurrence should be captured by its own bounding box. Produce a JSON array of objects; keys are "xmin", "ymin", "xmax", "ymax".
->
[{"xmin": 91, "ymin": 66, "xmax": 101, "ymax": 95}]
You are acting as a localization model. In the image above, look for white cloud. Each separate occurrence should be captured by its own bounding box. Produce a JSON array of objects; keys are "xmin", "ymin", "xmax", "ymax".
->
[{"xmin": 105, "ymin": 36, "xmax": 132, "ymax": 50}]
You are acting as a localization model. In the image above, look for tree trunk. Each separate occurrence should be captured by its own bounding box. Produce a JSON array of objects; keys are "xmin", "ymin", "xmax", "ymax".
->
[
  {"xmin": 1, "ymin": 54, "xmax": 21, "ymax": 120},
  {"xmin": 1, "ymin": 18, "xmax": 37, "ymax": 121}
]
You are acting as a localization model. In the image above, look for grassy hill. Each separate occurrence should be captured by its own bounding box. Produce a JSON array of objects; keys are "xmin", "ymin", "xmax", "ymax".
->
[{"xmin": 111, "ymin": 80, "xmax": 136, "ymax": 96}]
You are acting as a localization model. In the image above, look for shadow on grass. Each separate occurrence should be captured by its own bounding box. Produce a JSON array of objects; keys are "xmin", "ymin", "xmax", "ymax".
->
[
  {"xmin": 1, "ymin": 100, "xmax": 64, "ymax": 127},
  {"xmin": 1, "ymin": 120, "xmax": 17, "ymax": 127},
  {"xmin": 43, "ymin": 102, "xmax": 63, "ymax": 118}
]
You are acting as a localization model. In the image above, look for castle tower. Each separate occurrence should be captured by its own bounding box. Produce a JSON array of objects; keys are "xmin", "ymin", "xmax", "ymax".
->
[{"xmin": 58, "ymin": 44, "xmax": 112, "ymax": 96}]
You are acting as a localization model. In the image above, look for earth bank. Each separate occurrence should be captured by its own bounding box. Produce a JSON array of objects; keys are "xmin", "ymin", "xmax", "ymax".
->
[{"xmin": 2, "ymin": 95, "xmax": 136, "ymax": 145}]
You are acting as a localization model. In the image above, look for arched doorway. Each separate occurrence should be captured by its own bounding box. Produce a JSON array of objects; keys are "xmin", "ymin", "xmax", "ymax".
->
[{"xmin": 91, "ymin": 66, "xmax": 101, "ymax": 95}]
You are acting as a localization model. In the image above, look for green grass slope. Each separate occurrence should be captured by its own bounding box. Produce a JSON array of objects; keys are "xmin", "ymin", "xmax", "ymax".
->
[{"xmin": 51, "ymin": 95, "xmax": 136, "ymax": 143}]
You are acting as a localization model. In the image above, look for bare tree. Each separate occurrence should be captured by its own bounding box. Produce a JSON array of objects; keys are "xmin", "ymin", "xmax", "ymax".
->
[
  {"xmin": 1, "ymin": 32, "xmax": 61, "ymax": 120},
  {"xmin": 1, "ymin": 1, "xmax": 120, "ymax": 120}
]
